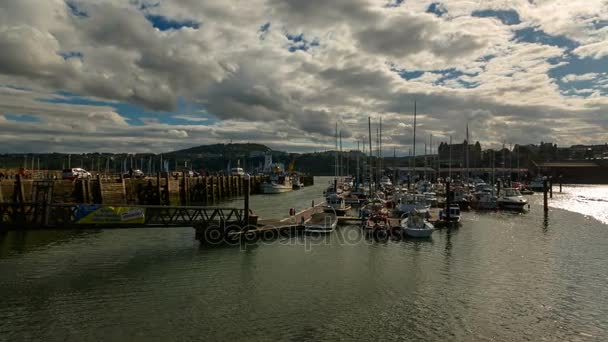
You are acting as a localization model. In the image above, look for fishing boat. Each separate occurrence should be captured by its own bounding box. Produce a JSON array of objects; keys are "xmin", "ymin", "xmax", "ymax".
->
[
  {"xmin": 497, "ymin": 188, "xmax": 528, "ymax": 211},
  {"xmin": 260, "ymin": 173, "xmax": 293, "ymax": 194},
  {"xmin": 401, "ymin": 210, "xmax": 434, "ymax": 238},
  {"xmin": 324, "ymin": 193, "xmax": 351, "ymax": 216},
  {"xmin": 304, "ymin": 211, "xmax": 338, "ymax": 234}
]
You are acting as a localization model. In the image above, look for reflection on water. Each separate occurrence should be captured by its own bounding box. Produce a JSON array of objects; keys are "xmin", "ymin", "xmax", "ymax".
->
[{"xmin": 0, "ymin": 180, "xmax": 607, "ymax": 341}]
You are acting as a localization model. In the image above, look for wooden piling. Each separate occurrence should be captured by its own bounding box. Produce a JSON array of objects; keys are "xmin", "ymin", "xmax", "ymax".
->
[
  {"xmin": 543, "ymin": 178, "xmax": 548, "ymax": 212},
  {"xmin": 549, "ymin": 177, "xmax": 553, "ymax": 199},
  {"xmin": 163, "ymin": 172, "xmax": 170, "ymax": 205},
  {"xmin": 96, "ymin": 174, "xmax": 104, "ymax": 204}
]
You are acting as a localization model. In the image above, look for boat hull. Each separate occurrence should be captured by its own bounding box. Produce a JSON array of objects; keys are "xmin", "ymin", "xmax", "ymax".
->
[
  {"xmin": 260, "ymin": 184, "xmax": 293, "ymax": 194},
  {"xmin": 402, "ymin": 227, "xmax": 433, "ymax": 238}
]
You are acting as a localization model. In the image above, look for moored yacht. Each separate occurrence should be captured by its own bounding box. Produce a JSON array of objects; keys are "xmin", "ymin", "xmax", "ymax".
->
[{"xmin": 497, "ymin": 188, "xmax": 528, "ymax": 211}]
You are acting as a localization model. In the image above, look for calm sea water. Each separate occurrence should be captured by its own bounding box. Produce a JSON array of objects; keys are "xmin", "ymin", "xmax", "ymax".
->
[{"xmin": 1, "ymin": 179, "xmax": 607, "ymax": 341}]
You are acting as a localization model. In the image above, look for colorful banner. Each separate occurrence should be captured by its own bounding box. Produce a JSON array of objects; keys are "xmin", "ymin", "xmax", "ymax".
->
[{"xmin": 75, "ymin": 205, "xmax": 145, "ymax": 224}]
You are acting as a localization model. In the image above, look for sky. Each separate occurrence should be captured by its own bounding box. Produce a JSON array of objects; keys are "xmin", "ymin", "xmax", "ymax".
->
[{"xmin": 0, "ymin": 0, "xmax": 607, "ymax": 155}]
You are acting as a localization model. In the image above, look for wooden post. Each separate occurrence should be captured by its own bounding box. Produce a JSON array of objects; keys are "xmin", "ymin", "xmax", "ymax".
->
[
  {"xmin": 211, "ymin": 177, "xmax": 217, "ymax": 204},
  {"xmin": 43, "ymin": 182, "xmax": 53, "ymax": 226},
  {"xmin": 180, "ymin": 171, "xmax": 186, "ymax": 205},
  {"xmin": 163, "ymin": 172, "xmax": 170, "ymax": 205},
  {"xmin": 202, "ymin": 176, "xmax": 209, "ymax": 205},
  {"xmin": 96, "ymin": 174, "xmax": 104, "ymax": 204},
  {"xmin": 559, "ymin": 176, "xmax": 562, "ymax": 193},
  {"xmin": 244, "ymin": 174, "xmax": 250, "ymax": 226},
  {"xmin": 14, "ymin": 174, "xmax": 25, "ymax": 204},
  {"xmin": 156, "ymin": 173, "xmax": 161, "ymax": 205},
  {"xmin": 446, "ymin": 179, "xmax": 451, "ymax": 220},
  {"xmin": 549, "ymin": 177, "xmax": 553, "ymax": 199},
  {"xmin": 543, "ymin": 177, "xmax": 548, "ymax": 213}
]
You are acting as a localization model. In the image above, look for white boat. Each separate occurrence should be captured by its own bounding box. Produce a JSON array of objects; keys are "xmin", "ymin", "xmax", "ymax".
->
[
  {"xmin": 497, "ymin": 188, "xmax": 528, "ymax": 211},
  {"xmin": 304, "ymin": 212, "xmax": 337, "ymax": 234},
  {"xmin": 324, "ymin": 193, "xmax": 351, "ymax": 216},
  {"xmin": 230, "ymin": 167, "xmax": 245, "ymax": 176},
  {"xmin": 260, "ymin": 174, "xmax": 293, "ymax": 194},
  {"xmin": 401, "ymin": 210, "xmax": 434, "ymax": 238}
]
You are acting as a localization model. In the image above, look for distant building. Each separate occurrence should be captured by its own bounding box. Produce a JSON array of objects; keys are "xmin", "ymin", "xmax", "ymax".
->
[{"xmin": 438, "ymin": 140, "xmax": 482, "ymax": 168}]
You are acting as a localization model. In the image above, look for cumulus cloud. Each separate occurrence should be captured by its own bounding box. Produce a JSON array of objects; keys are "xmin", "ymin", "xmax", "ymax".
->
[{"xmin": 0, "ymin": 0, "xmax": 606, "ymax": 154}]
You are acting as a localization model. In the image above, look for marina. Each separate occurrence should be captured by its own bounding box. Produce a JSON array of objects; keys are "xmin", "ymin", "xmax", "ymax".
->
[
  {"xmin": 1, "ymin": 180, "xmax": 607, "ymax": 341},
  {"xmin": 2, "ymin": 1, "xmax": 608, "ymax": 340}
]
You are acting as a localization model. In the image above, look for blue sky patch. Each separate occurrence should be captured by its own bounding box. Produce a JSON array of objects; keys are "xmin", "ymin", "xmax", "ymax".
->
[
  {"xmin": 549, "ymin": 55, "xmax": 608, "ymax": 97},
  {"xmin": 65, "ymin": 0, "xmax": 88, "ymax": 18},
  {"xmin": 5, "ymin": 114, "xmax": 42, "ymax": 123},
  {"xmin": 58, "ymin": 51, "xmax": 83, "ymax": 61},
  {"xmin": 38, "ymin": 93, "xmax": 217, "ymax": 126},
  {"xmin": 427, "ymin": 3, "xmax": 447, "ymax": 17},
  {"xmin": 472, "ymin": 9, "xmax": 521, "ymax": 25},
  {"xmin": 286, "ymin": 33, "xmax": 319, "ymax": 52},
  {"xmin": 385, "ymin": 0, "xmax": 404, "ymax": 8},
  {"xmin": 146, "ymin": 15, "xmax": 200, "ymax": 31},
  {"xmin": 514, "ymin": 27, "xmax": 579, "ymax": 50}
]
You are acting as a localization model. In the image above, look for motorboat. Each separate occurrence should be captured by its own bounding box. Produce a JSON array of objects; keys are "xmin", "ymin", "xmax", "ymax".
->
[
  {"xmin": 401, "ymin": 210, "xmax": 434, "ymax": 238},
  {"xmin": 304, "ymin": 212, "xmax": 337, "ymax": 234},
  {"xmin": 260, "ymin": 173, "xmax": 293, "ymax": 194},
  {"xmin": 324, "ymin": 193, "xmax": 351, "ymax": 216},
  {"xmin": 497, "ymin": 188, "xmax": 528, "ymax": 211},
  {"xmin": 470, "ymin": 191, "xmax": 498, "ymax": 210}
]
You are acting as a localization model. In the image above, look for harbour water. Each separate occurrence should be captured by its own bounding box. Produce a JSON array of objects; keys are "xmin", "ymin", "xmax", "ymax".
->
[{"xmin": 1, "ymin": 178, "xmax": 607, "ymax": 341}]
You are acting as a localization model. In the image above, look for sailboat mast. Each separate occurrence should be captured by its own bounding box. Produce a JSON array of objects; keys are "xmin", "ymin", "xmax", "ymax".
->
[
  {"xmin": 413, "ymin": 101, "xmax": 417, "ymax": 183},
  {"xmin": 339, "ymin": 130, "xmax": 343, "ymax": 178},
  {"xmin": 449, "ymin": 135, "xmax": 452, "ymax": 180},
  {"xmin": 334, "ymin": 123, "xmax": 338, "ymax": 178},
  {"xmin": 379, "ymin": 116, "xmax": 382, "ymax": 183},
  {"xmin": 356, "ymin": 141, "xmax": 360, "ymax": 188},
  {"xmin": 368, "ymin": 117, "xmax": 373, "ymax": 196}
]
